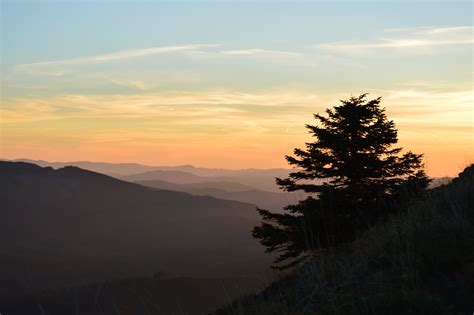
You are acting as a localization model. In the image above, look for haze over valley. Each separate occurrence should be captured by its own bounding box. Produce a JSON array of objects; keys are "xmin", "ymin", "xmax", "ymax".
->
[{"xmin": 0, "ymin": 161, "xmax": 278, "ymax": 313}]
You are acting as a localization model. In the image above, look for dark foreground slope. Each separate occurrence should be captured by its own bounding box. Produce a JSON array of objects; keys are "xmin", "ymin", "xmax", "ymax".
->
[
  {"xmin": 0, "ymin": 162, "xmax": 272, "ymax": 306},
  {"xmin": 216, "ymin": 165, "xmax": 474, "ymax": 315},
  {"xmin": 1, "ymin": 275, "xmax": 269, "ymax": 315}
]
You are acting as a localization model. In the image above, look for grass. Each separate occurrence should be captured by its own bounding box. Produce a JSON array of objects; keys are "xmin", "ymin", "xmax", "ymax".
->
[
  {"xmin": 2, "ymin": 275, "xmax": 270, "ymax": 315},
  {"xmin": 216, "ymin": 165, "xmax": 474, "ymax": 315}
]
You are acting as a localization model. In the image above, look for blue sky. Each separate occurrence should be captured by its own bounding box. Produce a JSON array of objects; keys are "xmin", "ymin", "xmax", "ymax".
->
[
  {"xmin": 2, "ymin": 1, "xmax": 471, "ymax": 73},
  {"xmin": 1, "ymin": 1, "xmax": 473, "ymax": 175},
  {"xmin": 2, "ymin": 1, "xmax": 472, "ymax": 93}
]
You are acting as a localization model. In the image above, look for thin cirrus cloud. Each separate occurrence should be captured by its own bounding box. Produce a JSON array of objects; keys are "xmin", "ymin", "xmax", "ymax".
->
[
  {"xmin": 2, "ymin": 87, "xmax": 472, "ymax": 128},
  {"xmin": 318, "ymin": 26, "xmax": 473, "ymax": 55},
  {"xmin": 0, "ymin": 89, "xmax": 322, "ymax": 125},
  {"xmin": 220, "ymin": 49, "xmax": 302, "ymax": 57},
  {"xmin": 108, "ymin": 79, "xmax": 156, "ymax": 91},
  {"xmin": 12, "ymin": 45, "xmax": 312, "ymax": 77},
  {"xmin": 14, "ymin": 44, "xmax": 221, "ymax": 74}
]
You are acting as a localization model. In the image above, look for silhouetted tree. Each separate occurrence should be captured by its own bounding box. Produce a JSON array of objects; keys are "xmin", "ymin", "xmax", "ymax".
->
[{"xmin": 253, "ymin": 94, "xmax": 430, "ymax": 269}]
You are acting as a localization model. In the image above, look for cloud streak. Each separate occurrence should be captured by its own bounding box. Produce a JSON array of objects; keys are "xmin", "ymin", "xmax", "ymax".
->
[
  {"xmin": 2, "ymin": 87, "xmax": 472, "ymax": 131},
  {"xmin": 0, "ymin": 89, "xmax": 320, "ymax": 123},
  {"xmin": 13, "ymin": 45, "xmax": 316, "ymax": 77},
  {"xmin": 109, "ymin": 79, "xmax": 156, "ymax": 91},
  {"xmin": 15, "ymin": 44, "xmax": 220, "ymax": 73},
  {"xmin": 318, "ymin": 26, "xmax": 473, "ymax": 55},
  {"xmin": 220, "ymin": 49, "xmax": 301, "ymax": 57}
]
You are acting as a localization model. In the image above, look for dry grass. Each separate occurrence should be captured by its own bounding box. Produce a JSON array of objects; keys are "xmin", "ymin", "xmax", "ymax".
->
[{"xmin": 216, "ymin": 165, "xmax": 474, "ymax": 315}]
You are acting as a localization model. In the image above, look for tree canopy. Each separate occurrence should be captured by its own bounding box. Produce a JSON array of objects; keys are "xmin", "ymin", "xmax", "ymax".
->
[{"xmin": 253, "ymin": 94, "xmax": 430, "ymax": 270}]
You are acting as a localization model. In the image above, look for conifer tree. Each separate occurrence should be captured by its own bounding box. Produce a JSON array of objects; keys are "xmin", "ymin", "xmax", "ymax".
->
[{"xmin": 253, "ymin": 94, "xmax": 430, "ymax": 269}]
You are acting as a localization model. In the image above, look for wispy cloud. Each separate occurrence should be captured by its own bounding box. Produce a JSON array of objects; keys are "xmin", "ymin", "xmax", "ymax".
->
[
  {"xmin": 109, "ymin": 79, "xmax": 156, "ymax": 91},
  {"xmin": 15, "ymin": 44, "xmax": 220, "ymax": 74},
  {"xmin": 0, "ymin": 89, "xmax": 321, "ymax": 127},
  {"xmin": 318, "ymin": 26, "xmax": 473, "ymax": 55},
  {"xmin": 13, "ymin": 45, "xmax": 316, "ymax": 77},
  {"xmin": 3, "ymin": 87, "xmax": 472, "ymax": 131},
  {"xmin": 220, "ymin": 48, "xmax": 319, "ymax": 67},
  {"xmin": 182, "ymin": 47, "xmax": 311, "ymax": 65},
  {"xmin": 220, "ymin": 49, "xmax": 301, "ymax": 57}
]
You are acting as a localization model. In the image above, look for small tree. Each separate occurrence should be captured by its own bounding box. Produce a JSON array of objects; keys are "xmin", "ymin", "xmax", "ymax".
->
[{"xmin": 253, "ymin": 94, "xmax": 430, "ymax": 269}]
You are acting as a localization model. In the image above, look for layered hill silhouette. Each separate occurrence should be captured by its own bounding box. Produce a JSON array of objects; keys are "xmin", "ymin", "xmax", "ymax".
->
[
  {"xmin": 6, "ymin": 158, "xmax": 290, "ymax": 192},
  {"xmin": 121, "ymin": 168, "xmax": 290, "ymax": 192},
  {"xmin": 0, "ymin": 162, "xmax": 272, "ymax": 304},
  {"xmin": 137, "ymin": 180, "xmax": 257, "ymax": 192},
  {"xmin": 136, "ymin": 179, "xmax": 300, "ymax": 212},
  {"xmin": 3, "ymin": 158, "xmax": 157, "ymax": 177},
  {"xmin": 122, "ymin": 169, "xmax": 234, "ymax": 184}
]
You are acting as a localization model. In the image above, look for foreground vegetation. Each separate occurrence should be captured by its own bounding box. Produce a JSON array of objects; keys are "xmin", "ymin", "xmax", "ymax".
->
[
  {"xmin": 217, "ymin": 165, "xmax": 474, "ymax": 314},
  {"xmin": 2, "ymin": 274, "xmax": 269, "ymax": 315}
]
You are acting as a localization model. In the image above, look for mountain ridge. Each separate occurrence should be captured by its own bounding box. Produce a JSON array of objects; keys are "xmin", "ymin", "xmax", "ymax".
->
[
  {"xmin": 0, "ymin": 161, "xmax": 272, "ymax": 304},
  {"xmin": 137, "ymin": 179, "xmax": 301, "ymax": 212},
  {"xmin": 3, "ymin": 158, "xmax": 290, "ymax": 176}
]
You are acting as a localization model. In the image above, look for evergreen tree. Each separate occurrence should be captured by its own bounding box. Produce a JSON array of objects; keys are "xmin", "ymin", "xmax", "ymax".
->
[{"xmin": 253, "ymin": 94, "xmax": 430, "ymax": 269}]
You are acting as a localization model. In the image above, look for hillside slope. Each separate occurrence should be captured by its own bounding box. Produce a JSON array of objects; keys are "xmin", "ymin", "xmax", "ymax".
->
[
  {"xmin": 0, "ymin": 162, "xmax": 271, "ymax": 304},
  {"xmin": 216, "ymin": 165, "xmax": 474, "ymax": 314}
]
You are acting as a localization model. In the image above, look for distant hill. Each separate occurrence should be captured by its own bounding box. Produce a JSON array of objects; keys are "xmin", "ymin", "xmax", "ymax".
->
[
  {"xmin": 3, "ymin": 158, "xmax": 158, "ymax": 177},
  {"xmin": 121, "ymin": 168, "xmax": 290, "ymax": 192},
  {"xmin": 137, "ymin": 179, "xmax": 303, "ymax": 212},
  {"xmin": 122, "ymin": 169, "xmax": 234, "ymax": 184},
  {"xmin": 156, "ymin": 164, "xmax": 291, "ymax": 180},
  {"xmin": 0, "ymin": 162, "xmax": 272, "ymax": 305},
  {"xmin": 5, "ymin": 158, "xmax": 291, "ymax": 192},
  {"xmin": 136, "ymin": 179, "xmax": 255, "ymax": 193},
  {"xmin": 164, "ymin": 166, "xmax": 292, "ymax": 192}
]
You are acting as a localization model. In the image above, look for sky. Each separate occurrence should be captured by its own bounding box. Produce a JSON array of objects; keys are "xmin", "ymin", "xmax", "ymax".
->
[{"xmin": 1, "ymin": 0, "xmax": 473, "ymax": 176}]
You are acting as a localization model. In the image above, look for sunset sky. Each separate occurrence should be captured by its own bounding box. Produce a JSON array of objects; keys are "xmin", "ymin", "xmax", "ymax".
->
[{"xmin": 1, "ymin": 1, "xmax": 473, "ymax": 177}]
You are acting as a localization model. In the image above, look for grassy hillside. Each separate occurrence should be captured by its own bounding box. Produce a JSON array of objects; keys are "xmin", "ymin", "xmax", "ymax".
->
[{"xmin": 216, "ymin": 165, "xmax": 474, "ymax": 315}]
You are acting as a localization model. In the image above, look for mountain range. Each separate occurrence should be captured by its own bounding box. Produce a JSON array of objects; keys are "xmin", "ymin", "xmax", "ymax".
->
[
  {"xmin": 0, "ymin": 161, "xmax": 272, "ymax": 305},
  {"xmin": 136, "ymin": 179, "xmax": 302, "ymax": 212},
  {"xmin": 5, "ymin": 158, "xmax": 290, "ymax": 192}
]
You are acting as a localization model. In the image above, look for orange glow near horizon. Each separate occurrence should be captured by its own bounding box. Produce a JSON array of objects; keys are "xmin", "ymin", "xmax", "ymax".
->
[
  {"xmin": 1, "ymin": 89, "xmax": 472, "ymax": 178},
  {"xmin": 1, "ymin": 144, "xmax": 472, "ymax": 178}
]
